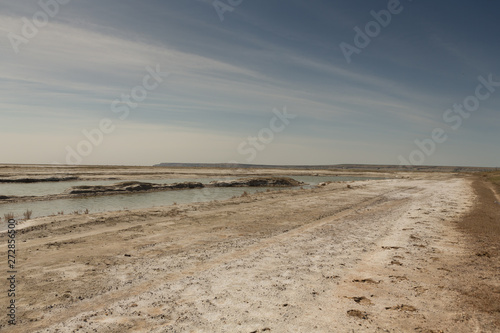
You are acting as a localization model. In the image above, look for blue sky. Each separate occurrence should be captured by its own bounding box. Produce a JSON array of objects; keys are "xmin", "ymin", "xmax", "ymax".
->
[{"xmin": 0, "ymin": 0, "xmax": 499, "ymax": 166}]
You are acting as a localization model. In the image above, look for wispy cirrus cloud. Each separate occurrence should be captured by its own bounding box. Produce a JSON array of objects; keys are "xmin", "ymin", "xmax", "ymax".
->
[{"xmin": 0, "ymin": 0, "xmax": 498, "ymax": 166}]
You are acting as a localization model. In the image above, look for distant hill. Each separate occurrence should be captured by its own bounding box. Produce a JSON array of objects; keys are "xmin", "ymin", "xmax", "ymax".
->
[
  {"xmin": 154, "ymin": 162, "xmax": 319, "ymax": 169},
  {"xmin": 153, "ymin": 163, "xmax": 497, "ymax": 172}
]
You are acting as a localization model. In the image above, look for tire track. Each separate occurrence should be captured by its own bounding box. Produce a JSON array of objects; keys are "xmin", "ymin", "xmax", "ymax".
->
[{"xmin": 27, "ymin": 186, "xmax": 419, "ymax": 332}]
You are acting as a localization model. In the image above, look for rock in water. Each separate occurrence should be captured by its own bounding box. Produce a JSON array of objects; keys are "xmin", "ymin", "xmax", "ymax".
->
[{"xmin": 209, "ymin": 177, "xmax": 303, "ymax": 187}]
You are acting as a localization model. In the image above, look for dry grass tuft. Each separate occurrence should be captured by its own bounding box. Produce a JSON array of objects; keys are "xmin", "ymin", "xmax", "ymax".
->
[{"xmin": 23, "ymin": 209, "xmax": 33, "ymax": 220}]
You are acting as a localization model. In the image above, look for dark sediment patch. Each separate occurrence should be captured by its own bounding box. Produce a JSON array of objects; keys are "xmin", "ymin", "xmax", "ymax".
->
[
  {"xmin": 449, "ymin": 178, "xmax": 500, "ymax": 329},
  {"xmin": 64, "ymin": 181, "xmax": 204, "ymax": 195},
  {"xmin": 208, "ymin": 177, "xmax": 304, "ymax": 187},
  {"xmin": 0, "ymin": 176, "xmax": 79, "ymax": 183}
]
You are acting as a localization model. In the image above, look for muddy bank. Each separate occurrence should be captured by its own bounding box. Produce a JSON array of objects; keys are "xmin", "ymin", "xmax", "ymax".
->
[
  {"xmin": 66, "ymin": 177, "xmax": 303, "ymax": 195},
  {"xmin": 0, "ymin": 176, "xmax": 79, "ymax": 183},
  {"xmin": 209, "ymin": 176, "xmax": 303, "ymax": 187},
  {"xmin": 446, "ymin": 178, "xmax": 500, "ymax": 330},
  {"xmin": 63, "ymin": 181, "xmax": 204, "ymax": 195}
]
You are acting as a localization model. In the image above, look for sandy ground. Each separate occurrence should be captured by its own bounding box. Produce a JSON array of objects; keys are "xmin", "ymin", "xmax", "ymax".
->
[{"xmin": 1, "ymin": 172, "xmax": 499, "ymax": 332}]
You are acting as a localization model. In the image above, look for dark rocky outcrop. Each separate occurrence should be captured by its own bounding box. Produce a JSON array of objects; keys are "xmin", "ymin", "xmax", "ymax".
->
[
  {"xmin": 208, "ymin": 177, "xmax": 303, "ymax": 187},
  {"xmin": 63, "ymin": 177, "xmax": 301, "ymax": 196},
  {"xmin": 170, "ymin": 182, "xmax": 205, "ymax": 189},
  {"xmin": 64, "ymin": 181, "xmax": 204, "ymax": 195}
]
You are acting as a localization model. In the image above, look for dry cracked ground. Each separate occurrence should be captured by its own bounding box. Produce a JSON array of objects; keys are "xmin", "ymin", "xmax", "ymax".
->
[{"xmin": 1, "ymin": 174, "xmax": 499, "ymax": 332}]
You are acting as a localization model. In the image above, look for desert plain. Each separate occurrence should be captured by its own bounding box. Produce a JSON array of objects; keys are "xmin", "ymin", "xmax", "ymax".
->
[{"xmin": 0, "ymin": 165, "xmax": 499, "ymax": 332}]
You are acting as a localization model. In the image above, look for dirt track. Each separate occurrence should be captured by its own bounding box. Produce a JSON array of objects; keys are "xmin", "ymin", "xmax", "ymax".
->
[{"xmin": 1, "ymin": 173, "xmax": 499, "ymax": 332}]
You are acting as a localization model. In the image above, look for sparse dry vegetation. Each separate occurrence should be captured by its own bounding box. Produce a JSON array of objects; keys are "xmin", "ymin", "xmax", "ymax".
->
[
  {"xmin": 4, "ymin": 212, "xmax": 14, "ymax": 220},
  {"xmin": 23, "ymin": 209, "xmax": 33, "ymax": 220}
]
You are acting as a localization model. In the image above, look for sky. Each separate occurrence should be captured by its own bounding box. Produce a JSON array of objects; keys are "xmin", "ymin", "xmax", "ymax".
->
[{"xmin": 0, "ymin": 0, "xmax": 499, "ymax": 167}]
